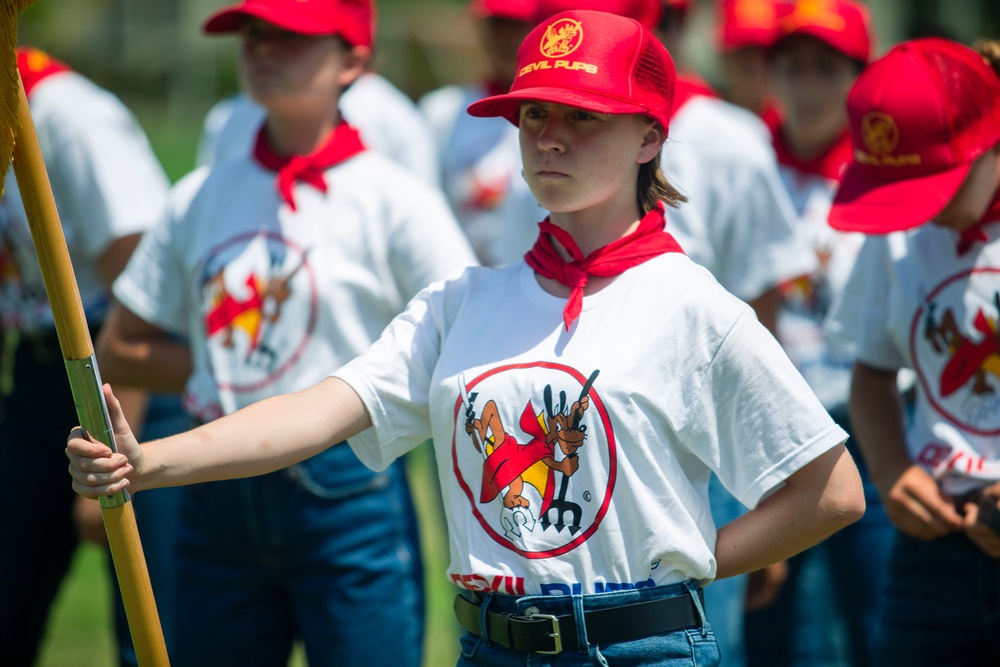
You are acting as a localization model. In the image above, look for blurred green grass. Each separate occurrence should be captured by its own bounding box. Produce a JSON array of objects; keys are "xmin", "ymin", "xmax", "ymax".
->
[{"xmin": 33, "ymin": 106, "xmax": 460, "ymax": 667}]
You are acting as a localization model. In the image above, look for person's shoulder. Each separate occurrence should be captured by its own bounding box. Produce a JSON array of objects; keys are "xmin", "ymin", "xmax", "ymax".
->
[
  {"xmin": 669, "ymin": 96, "xmax": 773, "ymax": 158},
  {"xmin": 418, "ymin": 83, "xmax": 483, "ymax": 117},
  {"xmin": 345, "ymin": 73, "xmax": 422, "ymax": 118},
  {"xmin": 28, "ymin": 69, "xmax": 131, "ymax": 127}
]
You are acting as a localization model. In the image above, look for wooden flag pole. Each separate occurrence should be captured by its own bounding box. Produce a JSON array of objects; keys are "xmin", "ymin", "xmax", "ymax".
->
[{"xmin": 11, "ymin": 74, "xmax": 170, "ymax": 666}]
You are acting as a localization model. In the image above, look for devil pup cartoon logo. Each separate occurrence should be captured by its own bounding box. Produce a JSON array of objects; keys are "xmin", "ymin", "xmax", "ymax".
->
[
  {"xmin": 453, "ymin": 363, "xmax": 616, "ymax": 558},
  {"xmin": 912, "ymin": 268, "xmax": 1000, "ymax": 434},
  {"xmin": 200, "ymin": 231, "xmax": 317, "ymax": 393}
]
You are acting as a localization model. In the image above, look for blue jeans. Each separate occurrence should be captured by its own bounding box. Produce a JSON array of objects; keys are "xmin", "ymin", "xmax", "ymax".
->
[
  {"xmin": 112, "ymin": 394, "xmax": 190, "ymax": 667},
  {"xmin": 457, "ymin": 580, "xmax": 719, "ymax": 666},
  {"xmin": 873, "ymin": 533, "xmax": 1000, "ymax": 666},
  {"xmin": 704, "ymin": 475, "xmax": 748, "ymax": 667},
  {"xmin": 744, "ymin": 406, "xmax": 894, "ymax": 667},
  {"xmin": 1, "ymin": 330, "xmax": 85, "ymax": 667},
  {"xmin": 171, "ymin": 443, "xmax": 424, "ymax": 667}
]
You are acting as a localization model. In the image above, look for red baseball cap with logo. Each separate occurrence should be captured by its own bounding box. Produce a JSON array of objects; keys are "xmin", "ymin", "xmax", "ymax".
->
[
  {"xmin": 203, "ymin": 0, "xmax": 374, "ymax": 48},
  {"xmin": 472, "ymin": 0, "xmax": 539, "ymax": 22},
  {"xmin": 774, "ymin": 0, "xmax": 872, "ymax": 63},
  {"xmin": 829, "ymin": 38, "xmax": 1000, "ymax": 233},
  {"xmin": 717, "ymin": 0, "xmax": 781, "ymax": 52},
  {"xmin": 467, "ymin": 9, "xmax": 676, "ymax": 132},
  {"xmin": 535, "ymin": 0, "xmax": 663, "ymax": 30}
]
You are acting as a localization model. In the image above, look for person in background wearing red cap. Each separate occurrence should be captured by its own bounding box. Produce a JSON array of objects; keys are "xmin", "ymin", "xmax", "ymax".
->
[
  {"xmin": 196, "ymin": 1, "xmax": 440, "ymax": 190},
  {"xmin": 89, "ymin": 1, "xmax": 479, "ymax": 665},
  {"xmin": 66, "ymin": 9, "xmax": 865, "ymax": 667},
  {"xmin": 714, "ymin": 0, "xmax": 785, "ymax": 116},
  {"xmin": 824, "ymin": 37, "xmax": 1000, "ymax": 667},
  {"xmin": 419, "ymin": 0, "xmax": 541, "ymax": 266},
  {"xmin": 744, "ymin": 2, "xmax": 892, "ymax": 666},
  {"xmin": 0, "ymin": 47, "xmax": 185, "ymax": 667}
]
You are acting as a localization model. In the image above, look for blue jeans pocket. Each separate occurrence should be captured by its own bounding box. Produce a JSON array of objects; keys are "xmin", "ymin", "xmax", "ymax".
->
[{"xmin": 286, "ymin": 442, "xmax": 389, "ymax": 499}]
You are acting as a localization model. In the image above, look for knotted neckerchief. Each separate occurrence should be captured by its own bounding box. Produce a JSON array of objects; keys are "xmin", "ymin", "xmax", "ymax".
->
[
  {"xmin": 524, "ymin": 202, "xmax": 685, "ymax": 331},
  {"xmin": 253, "ymin": 121, "xmax": 366, "ymax": 212},
  {"xmin": 956, "ymin": 193, "xmax": 1000, "ymax": 256}
]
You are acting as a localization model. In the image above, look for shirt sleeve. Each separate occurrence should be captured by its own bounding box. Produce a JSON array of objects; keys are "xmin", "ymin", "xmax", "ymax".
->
[
  {"xmin": 111, "ymin": 185, "xmax": 192, "ymax": 337},
  {"xmin": 332, "ymin": 284, "xmax": 446, "ymax": 471},
  {"xmin": 39, "ymin": 77, "xmax": 170, "ymax": 260},
  {"xmin": 685, "ymin": 308, "xmax": 848, "ymax": 508},
  {"xmin": 707, "ymin": 142, "xmax": 817, "ymax": 302},
  {"xmin": 387, "ymin": 179, "xmax": 479, "ymax": 302},
  {"xmin": 825, "ymin": 234, "xmax": 907, "ymax": 371}
]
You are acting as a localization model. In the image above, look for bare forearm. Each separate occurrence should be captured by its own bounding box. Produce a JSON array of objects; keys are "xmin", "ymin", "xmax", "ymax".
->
[
  {"xmin": 715, "ymin": 444, "xmax": 863, "ymax": 579},
  {"xmin": 849, "ymin": 362, "xmax": 910, "ymax": 493},
  {"xmin": 95, "ymin": 310, "xmax": 191, "ymax": 393},
  {"xmin": 139, "ymin": 377, "xmax": 371, "ymax": 490}
]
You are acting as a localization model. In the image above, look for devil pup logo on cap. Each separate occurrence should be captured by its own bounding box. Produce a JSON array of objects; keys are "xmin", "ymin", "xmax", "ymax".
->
[
  {"xmin": 856, "ymin": 111, "xmax": 920, "ymax": 167},
  {"xmin": 519, "ymin": 17, "xmax": 598, "ymax": 77}
]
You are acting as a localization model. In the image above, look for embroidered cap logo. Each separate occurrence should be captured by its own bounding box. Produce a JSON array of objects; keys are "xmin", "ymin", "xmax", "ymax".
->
[
  {"xmin": 540, "ymin": 18, "xmax": 584, "ymax": 59},
  {"xmin": 782, "ymin": 0, "xmax": 846, "ymax": 32},
  {"xmin": 734, "ymin": 0, "xmax": 777, "ymax": 29},
  {"xmin": 861, "ymin": 112, "xmax": 899, "ymax": 156}
]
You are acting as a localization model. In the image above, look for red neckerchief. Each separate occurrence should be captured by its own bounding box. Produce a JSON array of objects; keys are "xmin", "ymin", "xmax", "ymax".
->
[
  {"xmin": 253, "ymin": 121, "xmax": 366, "ymax": 212},
  {"xmin": 16, "ymin": 47, "xmax": 71, "ymax": 97},
  {"xmin": 766, "ymin": 112, "xmax": 853, "ymax": 183},
  {"xmin": 956, "ymin": 192, "xmax": 1000, "ymax": 256},
  {"xmin": 524, "ymin": 202, "xmax": 685, "ymax": 331},
  {"xmin": 671, "ymin": 74, "xmax": 719, "ymax": 117}
]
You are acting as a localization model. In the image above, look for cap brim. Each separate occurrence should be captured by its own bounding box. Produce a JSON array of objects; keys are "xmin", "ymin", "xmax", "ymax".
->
[
  {"xmin": 829, "ymin": 162, "xmax": 971, "ymax": 233},
  {"xmin": 467, "ymin": 87, "xmax": 651, "ymax": 125},
  {"xmin": 202, "ymin": 5, "xmax": 333, "ymax": 35}
]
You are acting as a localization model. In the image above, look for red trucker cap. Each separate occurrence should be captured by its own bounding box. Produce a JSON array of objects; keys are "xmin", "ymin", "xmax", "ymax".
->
[
  {"xmin": 829, "ymin": 38, "xmax": 1000, "ymax": 233},
  {"xmin": 535, "ymin": 0, "xmax": 664, "ymax": 30},
  {"xmin": 774, "ymin": 0, "xmax": 872, "ymax": 63},
  {"xmin": 467, "ymin": 9, "xmax": 676, "ymax": 132},
  {"xmin": 203, "ymin": 0, "xmax": 374, "ymax": 48},
  {"xmin": 717, "ymin": 0, "xmax": 782, "ymax": 52}
]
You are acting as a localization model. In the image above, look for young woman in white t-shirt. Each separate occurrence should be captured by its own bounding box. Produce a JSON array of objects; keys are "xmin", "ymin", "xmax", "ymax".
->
[
  {"xmin": 67, "ymin": 10, "xmax": 863, "ymax": 666},
  {"xmin": 825, "ymin": 38, "xmax": 1000, "ymax": 667}
]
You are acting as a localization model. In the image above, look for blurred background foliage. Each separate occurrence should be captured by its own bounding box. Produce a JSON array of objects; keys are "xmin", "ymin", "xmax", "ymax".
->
[{"xmin": 13, "ymin": 1, "xmax": 1000, "ymax": 666}]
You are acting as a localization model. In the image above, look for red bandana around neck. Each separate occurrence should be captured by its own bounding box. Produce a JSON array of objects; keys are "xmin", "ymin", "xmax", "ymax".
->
[
  {"xmin": 766, "ymin": 113, "xmax": 853, "ymax": 183},
  {"xmin": 955, "ymin": 192, "xmax": 1000, "ymax": 256},
  {"xmin": 253, "ymin": 121, "xmax": 366, "ymax": 212},
  {"xmin": 524, "ymin": 203, "xmax": 685, "ymax": 331}
]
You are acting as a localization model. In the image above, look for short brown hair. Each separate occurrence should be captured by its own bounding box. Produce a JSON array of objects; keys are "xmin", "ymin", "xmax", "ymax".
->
[{"xmin": 637, "ymin": 151, "xmax": 687, "ymax": 214}]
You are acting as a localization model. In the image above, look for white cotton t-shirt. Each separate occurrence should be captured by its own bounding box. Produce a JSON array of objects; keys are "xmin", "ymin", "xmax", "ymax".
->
[
  {"xmin": 334, "ymin": 255, "xmax": 846, "ymax": 595},
  {"xmin": 826, "ymin": 223, "xmax": 1000, "ymax": 496},
  {"xmin": 663, "ymin": 95, "xmax": 816, "ymax": 304},
  {"xmin": 419, "ymin": 83, "xmax": 543, "ymax": 267},
  {"xmin": 114, "ymin": 149, "xmax": 476, "ymax": 422},
  {"xmin": 196, "ymin": 73, "xmax": 439, "ymax": 186},
  {"xmin": 0, "ymin": 70, "xmax": 169, "ymax": 331}
]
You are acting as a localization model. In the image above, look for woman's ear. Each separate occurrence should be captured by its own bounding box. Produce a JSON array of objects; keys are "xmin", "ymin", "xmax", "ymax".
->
[
  {"xmin": 637, "ymin": 121, "xmax": 665, "ymax": 165},
  {"xmin": 338, "ymin": 45, "xmax": 372, "ymax": 88}
]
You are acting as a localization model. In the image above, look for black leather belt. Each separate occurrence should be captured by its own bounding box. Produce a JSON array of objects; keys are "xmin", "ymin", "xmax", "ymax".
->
[{"xmin": 454, "ymin": 589, "xmax": 703, "ymax": 654}]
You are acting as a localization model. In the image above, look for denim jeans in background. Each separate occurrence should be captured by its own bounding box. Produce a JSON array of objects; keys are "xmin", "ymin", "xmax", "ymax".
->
[
  {"xmin": 171, "ymin": 443, "xmax": 424, "ymax": 667},
  {"xmin": 744, "ymin": 405, "xmax": 893, "ymax": 667},
  {"xmin": 457, "ymin": 580, "xmax": 719, "ymax": 667},
  {"xmin": 873, "ymin": 532, "xmax": 1000, "ymax": 667},
  {"xmin": 704, "ymin": 474, "xmax": 748, "ymax": 667},
  {"xmin": 112, "ymin": 393, "xmax": 191, "ymax": 667}
]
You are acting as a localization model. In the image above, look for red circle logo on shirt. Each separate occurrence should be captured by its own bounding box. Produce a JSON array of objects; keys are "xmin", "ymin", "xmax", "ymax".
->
[
  {"xmin": 451, "ymin": 362, "xmax": 616, "ymax": 559},
  {"xmin": 199, "ymin": 230, "xmax": 317, "ymax": 393},
  {"xmin": 910, "ymin": 267, "xmax": 1000, "ymax": 434}
]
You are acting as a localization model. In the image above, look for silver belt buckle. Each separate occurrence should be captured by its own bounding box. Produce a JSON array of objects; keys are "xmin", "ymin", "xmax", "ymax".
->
[{"xmin": 529, "ymin": 613, "xmax": 562, "ymax": 654}]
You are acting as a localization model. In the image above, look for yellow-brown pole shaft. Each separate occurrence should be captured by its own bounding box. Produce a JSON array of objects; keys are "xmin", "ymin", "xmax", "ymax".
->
[{"xmin": 10, "ymin": 74, "xmax": 169, "ymax": 666}]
